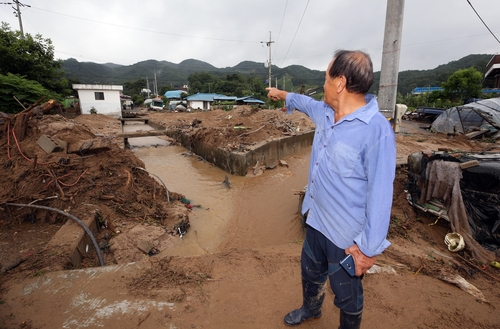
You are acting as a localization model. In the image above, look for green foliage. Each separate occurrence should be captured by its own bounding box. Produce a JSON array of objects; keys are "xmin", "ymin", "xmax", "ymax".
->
[
  {"xmin": 123, "ymin": 78, "xmax": 146, "ymax": 96},
  {"xmin": 371, "ymin": 54, "xmax": 492, "ymax": 95},
  {"xmin": 131, "ymin": 94, "xmax": 144, "ymax": 106},
  {"xmin": 396, "ymin": 90, "xmax": 456, "ymax": 111},
  {"xmin": 89, "ymin": 106, "xmax": 97, "ymax": 114},
  {"xmin": 0, "ymin": 22, "xmax": 69, "ymax": 95},
  {"xmin": 441, "ymin": 67, "xmax": 483, "ymax": 102},
  {"xmin": 186, "ymin": 71, "xmax": 268, "ymax": 100},
  {"xmin": 0, "ymin": 73, "xmax": 60, "ymax": 113}
]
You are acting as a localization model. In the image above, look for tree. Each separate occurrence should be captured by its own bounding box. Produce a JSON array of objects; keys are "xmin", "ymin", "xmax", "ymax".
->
[
  {"xmin": 123, "ymin": 78, "xmax": 146, "ymax": 97},
  {"xmin": 188, "ymin": 72, "xmax": 217, "ymax": 94},
  {"xmin": 0, "ymin": 73, "xmax": 60, "ymax": 113},
  {"xmin": 441, "ymin": 67, "xmax": 483, "ymax": 103},
  {"xmin": 0, "ymin": 22, "xmax": 68, "ymax": 95}
]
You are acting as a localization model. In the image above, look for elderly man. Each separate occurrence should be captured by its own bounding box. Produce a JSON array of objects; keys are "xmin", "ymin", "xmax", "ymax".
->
[{"xmin": 266, "ymin": 50, "xmax": 396, "ymax": 329}]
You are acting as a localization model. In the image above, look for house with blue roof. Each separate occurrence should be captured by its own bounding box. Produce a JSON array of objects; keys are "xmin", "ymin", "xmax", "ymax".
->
[
  {"xmin": 186, "ymin": 93, "xmax": 236, "ymax": 110},
  {"xmin": 185, "ymin": 93, "xmax": 266, "ymax": 110},
  {"xmin": 236, "ymin": 96, "xmax": 266, "ymax": 106},
  {"xmin": 164, "ymin": 90, "xmax": 187, "ymax": 100}
]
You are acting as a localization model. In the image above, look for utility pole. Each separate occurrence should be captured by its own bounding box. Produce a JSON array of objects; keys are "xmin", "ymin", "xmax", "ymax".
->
[
  {"xmin": 378, "ymin": 0, "xmax": 405, "ymax": 120},
  {"xmin": 1, "ymin": 1, "xmax": 30, "ymax": 37},
  {"xmin": 154, "ymin": 70, "xmax": 158, "ymax": 97},
  {"xmin": 261, "ymin": 31, "xmax": 274, "ymax": 88}
]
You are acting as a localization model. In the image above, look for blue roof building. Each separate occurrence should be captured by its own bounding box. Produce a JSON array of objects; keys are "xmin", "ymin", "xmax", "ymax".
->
[
  {"xmin": 411, "ymin": 86, "xmax": 500, "ymax": 95},
  {"xmin": 411, "ymin": 87, "xmax": 444, "ymax": 95},
  {"xmin": 186, "ymin": 93, "xmax": 229, "ymax": 110},
  {"xmin": 164, "ymin": 90, "xmax": 187, "ymax": 99},
  {"xmin": 236, "ymin": 96, "xmax": 266, "ymax": 105}
]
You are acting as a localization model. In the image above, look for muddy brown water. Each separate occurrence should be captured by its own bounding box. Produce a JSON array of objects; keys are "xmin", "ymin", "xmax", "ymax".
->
[{"xmin": 126, "ymin": 121, "xmax": 309, "ymax": 257}]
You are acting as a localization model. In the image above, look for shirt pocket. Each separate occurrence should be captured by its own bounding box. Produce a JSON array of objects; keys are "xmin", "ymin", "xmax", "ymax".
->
[{"xmin": 327, "ymin": 142, "xmax": 359, "ymax": 177}]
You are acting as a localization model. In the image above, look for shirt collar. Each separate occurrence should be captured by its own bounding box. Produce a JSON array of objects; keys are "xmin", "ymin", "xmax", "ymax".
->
[{"xmin": 335, "ymin": 94, "xmax": 379, "ymax": 125}]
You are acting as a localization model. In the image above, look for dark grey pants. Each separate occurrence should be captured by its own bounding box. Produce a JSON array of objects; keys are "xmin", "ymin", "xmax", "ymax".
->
[{"xmin": 301, "ymin": 225, "xmax": 364, "ymax": 314}]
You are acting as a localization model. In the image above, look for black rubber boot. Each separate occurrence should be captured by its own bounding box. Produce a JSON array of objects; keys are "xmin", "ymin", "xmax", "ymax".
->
[
  {"xmin": 339, "ymin": 310, "xmax": 362, "ymax": 329},
  {"xmin": 284, "ymin": 280, "xmax": 325, "ymax": 326}
]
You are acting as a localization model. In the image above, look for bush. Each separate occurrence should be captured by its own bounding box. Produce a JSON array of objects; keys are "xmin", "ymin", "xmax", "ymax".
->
[
  {"xmin": 90, "ymin": 106, "xmax": 97, "ymax": 114},
  {"xmin": 0, "ymin": 73, "xmax": 61, "ymax": 113}
]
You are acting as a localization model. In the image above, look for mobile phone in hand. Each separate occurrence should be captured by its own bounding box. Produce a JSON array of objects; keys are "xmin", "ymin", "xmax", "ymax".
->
[{"xmin": 340, "ymin": 254, "xmax": 356, "ymax": 276}]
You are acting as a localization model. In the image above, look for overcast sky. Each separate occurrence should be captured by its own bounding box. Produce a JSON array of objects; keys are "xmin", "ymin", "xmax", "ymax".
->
[{"xmin": 1, "ymin": 0, "xmax": 499, "ymax": 73}]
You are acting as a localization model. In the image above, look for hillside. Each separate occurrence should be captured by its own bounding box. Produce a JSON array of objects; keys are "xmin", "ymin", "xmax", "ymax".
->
[{"xmin": 62, "ymin": 54, "xmax": 494, "ymax": 95}]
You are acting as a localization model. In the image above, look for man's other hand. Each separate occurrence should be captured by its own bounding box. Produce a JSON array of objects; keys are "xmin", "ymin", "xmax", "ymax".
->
[{"xmin": 345, "ymin": 244, "xmax": 377, "ymax": 276}]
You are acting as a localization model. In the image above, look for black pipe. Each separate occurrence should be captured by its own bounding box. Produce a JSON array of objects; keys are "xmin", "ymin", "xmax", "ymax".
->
[{"xmin": 5, "ymin": 203, "xmax": 105, "ymax": 267}]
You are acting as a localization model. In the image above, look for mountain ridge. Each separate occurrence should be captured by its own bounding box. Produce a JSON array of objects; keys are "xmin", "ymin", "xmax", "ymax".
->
[{"xmin": 62, "ymin": 54, "xmax": 494, "ymax": 95}]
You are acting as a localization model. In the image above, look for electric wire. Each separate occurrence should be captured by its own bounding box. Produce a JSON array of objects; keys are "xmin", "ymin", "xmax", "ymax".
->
[
  {"xmin": 272, "ymin": 0, "xmax": 288, "ymax": 60},
  {"xmin": 466, "ymin": 0, "xmax": 500, "ymax": 44},
  {"xmin": 29, "ymin": 6, "xmax": 262, "ymax": 44},
  {"xmin": 280, "ymin": 0, "xmax": 310, "ymax": 67}
]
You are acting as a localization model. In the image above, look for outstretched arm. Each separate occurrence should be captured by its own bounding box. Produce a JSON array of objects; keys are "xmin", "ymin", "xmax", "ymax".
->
[{"xmin": 266, "ymin": 87, "xmax": 288, "ymax": 101}]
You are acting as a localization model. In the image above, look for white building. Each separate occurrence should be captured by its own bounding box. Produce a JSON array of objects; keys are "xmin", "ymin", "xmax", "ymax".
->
[{"xmin": 72, "ymin": 84, "xmax": 123, "ymax": 117}]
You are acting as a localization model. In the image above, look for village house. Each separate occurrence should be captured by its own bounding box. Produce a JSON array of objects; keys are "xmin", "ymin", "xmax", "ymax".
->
[{"xmin": 72, "ymin": 84, "xmax": 123, "ymax": 116}]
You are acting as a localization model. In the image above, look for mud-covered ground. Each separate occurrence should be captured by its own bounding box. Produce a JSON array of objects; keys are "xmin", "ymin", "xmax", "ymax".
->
[
  {"xmin": 1, "ymin": 106, "xmax": 500, "ymax": 329},
  {"xmin": 0, "ymin": 108, "xmax": 190, "ymax": 274}
]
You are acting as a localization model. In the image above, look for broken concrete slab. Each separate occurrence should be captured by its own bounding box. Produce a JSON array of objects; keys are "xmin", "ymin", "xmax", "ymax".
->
[
  {"xmin": 37, "ymin": 135, "xmax": 65, "ymax": 154},
  {"xmin": 67, "ymin": 139, "xmax": 112, "ymax": 155},
  {"xmin": 45, "ymin": 215, "xmax": 98, "ymax": 269}
]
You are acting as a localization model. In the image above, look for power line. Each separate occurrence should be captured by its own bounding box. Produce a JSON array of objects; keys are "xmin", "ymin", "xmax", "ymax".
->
[
  {"xmin": 466, "ymin": 0, "xmax": 500, "ymax": 44},
  {"xmin": 280, "ymin": 0, "xmax": 310, "ymax": 67},
  {"xmin": 28, "ymin": 6, "xmax": 262, "ymax": 44},
  {"xmin": 272, "ymin": 0, "xmax": 288, "ymax": 60}
]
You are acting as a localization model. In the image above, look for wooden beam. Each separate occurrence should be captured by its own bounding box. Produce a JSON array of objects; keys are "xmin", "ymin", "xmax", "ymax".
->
[
  {"xmin": 465, "ymin": 130, "xmax": 488, "ymax": 139},
  {"xmin": 120, "ymin": 117, "xmax": 149, "ymax": 122},
  {"xmin": 119, "ymin": 130, "xmax": 171, "ymax": 139}
]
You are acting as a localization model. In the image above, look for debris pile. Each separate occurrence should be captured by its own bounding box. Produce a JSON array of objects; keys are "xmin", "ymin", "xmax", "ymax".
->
[
  {"xmin": 148, "ymin": 105, "xmax": 315, "ymax": 152},
  {"xmin": 0, "ymin": 101, "xmax": 190, "ymax": 274}
]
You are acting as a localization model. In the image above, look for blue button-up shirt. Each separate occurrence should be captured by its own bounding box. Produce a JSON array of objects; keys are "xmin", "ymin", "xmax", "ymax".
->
[{"xmin": 286, "ymin": 93, "xmax": 396, "ymax": 257}]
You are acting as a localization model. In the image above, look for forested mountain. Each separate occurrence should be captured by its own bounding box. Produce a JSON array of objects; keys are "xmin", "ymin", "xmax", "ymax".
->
[{"xmin": 62, "ymin": 54, "xmax": 493, "ymax": 95}]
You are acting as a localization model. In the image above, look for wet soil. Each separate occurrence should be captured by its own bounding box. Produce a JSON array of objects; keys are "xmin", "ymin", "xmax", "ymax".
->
[{"xmin": 1, "ymin": 107, "xmax": 500, "ymax": 328}]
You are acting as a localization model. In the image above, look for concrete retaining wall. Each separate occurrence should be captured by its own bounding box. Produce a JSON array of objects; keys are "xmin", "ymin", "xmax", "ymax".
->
[{"xmin": 172, "ymin": 130, "xmax": 315, "ymax": 176}]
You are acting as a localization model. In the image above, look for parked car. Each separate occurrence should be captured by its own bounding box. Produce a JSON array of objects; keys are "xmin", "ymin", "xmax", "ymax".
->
[{"xmin": 416, "ymin": 107, "xmax": 446, "ymax": 122}]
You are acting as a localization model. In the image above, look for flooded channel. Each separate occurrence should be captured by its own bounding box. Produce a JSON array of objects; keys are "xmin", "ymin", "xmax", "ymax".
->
[
  {"xmin": 125, "ymin": 121, "xmax": 310, "ymax": 257},
  {"xmin": 132, "ymin": 144, "xmax": 244, "ymax": 257}
]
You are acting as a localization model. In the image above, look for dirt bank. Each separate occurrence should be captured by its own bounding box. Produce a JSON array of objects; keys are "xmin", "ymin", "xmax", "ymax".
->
[{"xmin": 1, "ymin": 107, "xmax": 500, "ymax": 329}]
